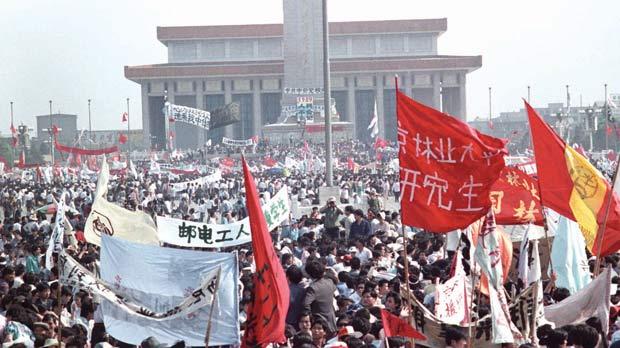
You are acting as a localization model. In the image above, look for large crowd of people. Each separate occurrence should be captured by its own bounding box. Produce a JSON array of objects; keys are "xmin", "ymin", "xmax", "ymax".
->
[{"xmin": 0, "ymin": 139, "xmax": 618, "ymax": 348}]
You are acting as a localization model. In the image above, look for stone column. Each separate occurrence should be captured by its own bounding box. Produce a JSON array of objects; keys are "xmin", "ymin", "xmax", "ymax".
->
[
  {"xmin": 224, "ymin": 80, "xmax": 233, "ymax": 138},
  {"xmin": 347, "ymin": 76, "xmax": 356, "ymax": 139},
  {"xmin": 375, "ymin": 74, "xmax": 385, "ymax": 138},
  {"xmin": 252, "ymin": 78, "xmax": 262, "ymax": 137},
  {"xmin": 458, "ymin": 72, "xmax": 467, "ymax": 120},
  {"xmin": 167, "ymin": 91, "xmax": 177, "ymax": 149},
  {"xmin": 140, "ymin": 84, "xmax": 150, "ymax": 149},
  {"xmin": 196, "ymin": 91, "xmax": 205, "ymax": 146},
  {"xmin": 432, "ymin": 73, "xmax": 441, "ymax": 110}
]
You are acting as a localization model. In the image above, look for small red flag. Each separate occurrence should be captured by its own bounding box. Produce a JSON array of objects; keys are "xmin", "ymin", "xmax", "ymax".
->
[
  {"xmin": 241, "ymin": 157, "xmax": 290, "ymax": 347},
  {"xmin": 607, "ymin": 125, "xmax": 614, "ymax": 135},
  {"xmin": 52, "ymin": 125, "xmax": 59, "ymax": 136},
  {"xmin": 18, "ymin": 150, "xmax": 25, "ymax": 168},
  {"xmin": 380, "ymin": 309, "xmax": 426, "ymax": 340},
  {"xmin": 490, "ymin": 166, "xmax": 544, "ymax": 225},
  {"xmin": 397, "ymin": 90, "xmax": 507, "ymax": 232},
  {"xmin": 118, "ymin": 133, "xmax": 128, "ymax": 144},
  {"xmin": 122, "ymin": 112, "xmax": 128, "ymax": 123},
  {"xmin": 374, "ymin": 137, "xmax": 388, "ymax": 149},
  {"xmin": 263, "ymin": 157, "xmax": 277, "ymax": 167}
]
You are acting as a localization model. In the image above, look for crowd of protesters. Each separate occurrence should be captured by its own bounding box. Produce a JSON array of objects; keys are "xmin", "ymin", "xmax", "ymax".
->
[{"xmin": 0, "ymin": 139, "xmax": 618, "ymax": 347}]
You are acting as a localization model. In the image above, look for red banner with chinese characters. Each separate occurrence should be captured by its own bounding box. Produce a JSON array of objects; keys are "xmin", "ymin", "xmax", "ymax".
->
[
  {"xmin": 241, "ymin": 157, "xmax": 289, "ymax": 347},
  {"xmin": 397, "ymin": 90, "xmax": 507, "ymax": 232},
  {"xmin": 490, "ymin": 166, "xmax": 543, "ymax": 226}
]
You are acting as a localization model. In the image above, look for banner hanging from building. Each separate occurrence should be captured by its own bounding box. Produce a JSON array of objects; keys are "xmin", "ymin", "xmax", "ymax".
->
[
  {"xmin": 209, "ymin": 102, "xmax": 240, "ymax": 130},
  {"xmin": 156, "ymin": 186, "xmax": 290, "ymax": 248},
  {"xmin": 222, "ymin": 137, "xmax": 255, "ymax": 147},
  {"xmin": 167, "ymin": 103, "xmax": 211, "ymax": 130}
]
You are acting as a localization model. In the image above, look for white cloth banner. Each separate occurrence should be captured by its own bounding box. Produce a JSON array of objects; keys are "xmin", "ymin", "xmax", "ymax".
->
[
  {"xmin": 222, "ymin": 137, "xmax": 254, "ymax": 147},
  {"xmin": 100, "ymin": 235, "xmax": 239, "ymax": 346},
  {"xmin": 545, "ymin": 266, "xmax": 612, "ymax": 335},
  {"xmin": 157, "ymin": 186, "xmax": 290, "ymax": 248},
  {"xmin": 85, "ymin": 161, "xmax": 159, "ymax": 246},
  {"xmin": 434, "ymin": 270, "xmax": 468, "ymax": 325},
  {"xmin": 167, "ymin": 103, "xmax": 211, "ymax": 130},
  {"xmin": 45, "ymin": 194, "xmax": 66, "ymax": 270},
  {"xmin": 170, "ymin": 170, "xmax": 222, "ymax": 193},
  {"xmin": 60, "ymin": 252, "xmax": 220, "ymax": 321}
]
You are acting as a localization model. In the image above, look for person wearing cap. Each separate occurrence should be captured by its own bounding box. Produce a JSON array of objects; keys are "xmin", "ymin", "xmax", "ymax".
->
[{"xmin": 320, "ymin": 197, "xmax": 343, "ymax": 240}]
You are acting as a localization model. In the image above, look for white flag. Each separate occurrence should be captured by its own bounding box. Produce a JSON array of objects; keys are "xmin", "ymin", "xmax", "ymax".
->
[
  {"xmin": 368, "ymin": 100, "xmax": 379, "ymax": 138},
  {"xmin": 545, "ymin": 266, "xmax": 612, "ymax": 335},
  {"xmin": 84, "ymin": 161, "xmax": 158, "ymax": 247},
  {"xmin": 435, "ymin": 250, "xmax": 469, "ymax": 325},
  {"xmin": 45, "ymin": 193, "xmax": 66, "ymax": 270},
  {"xmin": 517, "ymin": 224, "xmax": 531, "ymax": 286},
  {"xmin": 550, "ymin": 212, "xmax": 591, "ymax": 294}
]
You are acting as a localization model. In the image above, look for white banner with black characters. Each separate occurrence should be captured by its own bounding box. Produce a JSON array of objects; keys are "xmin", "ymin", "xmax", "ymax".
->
[
  {"xmin": 406, "ymin": 284, "xmax": 538, "ymax": 348},
  {"xmin": 222, "ymin": 137, "xmax": 255, "ymax": 147},
  {"xmin": 59, "ymin": 252, "xmax": 220, "ymax": 321},
  {"xmin": 167, "ymin": 103, "xmax": 211, "ymax": 130},
  {"xmin": 100, "ymin": 235, "xmax": 239, "ymax": 346},
  {"xmin": 156, "ymin": 186, "xmax": 290, "ymax": 248},
  {"xmin": 170, "ymin": 170, "xmax": 223, "ymax": 193}
]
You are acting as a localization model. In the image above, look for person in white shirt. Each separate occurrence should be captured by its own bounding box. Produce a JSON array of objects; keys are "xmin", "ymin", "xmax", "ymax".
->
[{"xmin": 354, "ymin": 240, "xmax": 373, "ymax": 265}]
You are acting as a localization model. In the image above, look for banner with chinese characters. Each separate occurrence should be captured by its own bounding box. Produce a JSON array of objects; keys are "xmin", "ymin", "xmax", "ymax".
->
[
  {"xmin": 296, "ymin": 96, "xmax": 314, "ymax": 122},
  {"xmin": 407, "ymin": 284, "xmax": 538, "ymax": 348},
  {"xmin": 397, "ymin": 90, "xmax": 507, "ymax": 232},
  {"xmin": 170, "ymin": 170, "xmax": 222, "ymax": 193},
  {"xmin": 156, "ymin": 186, "xmax": 290, "ymax": 248},
  {"xmin": 167, "ymin": 103, "xmax": 211, "ymax": 130},
  {"xmin": 99, "ymin": 235, "xmax": 239, "ymax": 346},
  {"xmin": 222, "ymin": 137, "xmax": 255, "ymax": 147},
  {"xmin": 490, "ymin": 166, "xmax": 544, "ymax": 225},
  {"xmin": 60, "ymin": 252, "xmax": 220, "ymax": 322}
]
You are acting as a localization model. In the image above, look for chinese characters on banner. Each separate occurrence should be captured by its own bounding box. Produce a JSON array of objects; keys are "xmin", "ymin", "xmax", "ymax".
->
[
  {"xmin": 167, "ymin": 103, "xmax": 211, "ymax": 130},
  {"xmin": 490, "ymin": 166, "xmax": 543, "ymax": 225},
  {"xmin": 396, "ymin": 90, "xmax": 507, "ymax": 232},
  {"xmin": 241, "ymin": 157, "xmax": 289, "ymax": 347},
  {"xmin": 156, "ymin": 186, "xmax": 290, "ymax": 248}
]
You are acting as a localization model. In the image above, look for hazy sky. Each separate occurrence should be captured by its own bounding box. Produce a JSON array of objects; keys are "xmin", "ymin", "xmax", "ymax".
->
[{"xmin": 1, "ymin": 0, "xmax": 618, "ymax": 135}]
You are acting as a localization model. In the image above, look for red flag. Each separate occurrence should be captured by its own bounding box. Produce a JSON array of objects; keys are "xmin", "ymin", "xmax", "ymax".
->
[
  {"xmin": 263, "ymin": 157, "xmax": 277, "ymax": 167},
  {"xmin": 607, "ymin": 125, "xmax": 614, "ymax": 135},
  {"xmin": 241, "ymin": 157, "xmax": 289, "ymax": 347},
  {"xmin": 52, "ymin": 125, "xmax": 59, "ymax": 136},
  {"xmin": 397, "ymin": 90, "xmax": 507, "ymax": 232},
  {"xmin": 490, "ymin": 166, "xmax": 544, "ymax": 225},
  {"xmin": 18, "ymin": 150, "xmax": 25, "ymax": 167},
  {"xmin": 347, "ymin": 157, "xmax": 355, "ymax": 171},
  {"xmin": 122, "ymin": 112, "xmax": 128, "ymax": 122},
  {"xmin": 10, "ymin": 123, "xmax": 17, "ymax": 148},
  {"xmin": 380, "ymin": 309, "xmax": 426, "ymax": 340},
  {"xmin": 374, "ymin": 137, "xmax": 388, "ymax": 149},
  {"xmin": 118, "ymin": 133, "xmax": 128, "ymax": 144}
]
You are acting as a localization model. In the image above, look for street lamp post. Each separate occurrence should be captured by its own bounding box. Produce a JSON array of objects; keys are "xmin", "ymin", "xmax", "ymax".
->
[
  {"xmin": 322, "ymin": 0, "xmax": 333, "ymax": 187},
  {"xmin": 10, "ymin": 102, "xmax": 15, "ymax": 160},
  {"xmin": 126, "ymin": 98, "xmax": 131, "ymax": 161},
  {"xmin": 49, "ymin": 100, "xmax": 54, "ymax": 165},
  {"xmin": 88, "ymin": 99, "xmax": 92, "ymax": 144}
]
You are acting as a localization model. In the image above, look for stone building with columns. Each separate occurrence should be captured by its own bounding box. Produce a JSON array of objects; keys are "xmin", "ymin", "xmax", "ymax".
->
[{"xmin": 125, "ymin": 2, "xmax": 481, "ymax": 149}]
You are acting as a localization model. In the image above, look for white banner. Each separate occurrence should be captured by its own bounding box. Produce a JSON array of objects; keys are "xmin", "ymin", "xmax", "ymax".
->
[
  {"xmin": 170, "ymin": 170, "xmax": 222, "ymax": 193},
  {"xmin": 409, "ymin": 285, "xmax": 536, "ymax": 348},
  {"xmin": 85, "ymin": 160, "xmax": 159, "ymax": 246},
  {"xmin": 545, "ymin": 266, "xmax": 612, "ymax": 335},
  {"xmin": 167, "ymin": 103, "xmax": 211, "ymax": 130},
  {"xmin": 100, "ymin": 235, "xmax": 239, "ymax": 346},
  {"xmin": 60, "ymin": 252, "xmax": 220, "ymax": 321},
  {"xmin": 45, "ymin": 194, "xmax": 66, "ymax": 270},
  {"xmin": 157, "ymin": 187, "xmax": 290, "ymax": 248},
  {"xmin": 222, "ymin": 137, "xmax": 254, "ymax": 147},
  {"xmin": 434, "ymin": 271, "xmax": 468, "ymax": 325}
]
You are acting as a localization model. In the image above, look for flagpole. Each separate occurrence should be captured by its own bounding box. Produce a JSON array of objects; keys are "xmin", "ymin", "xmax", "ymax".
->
[
  {"xmin": 204, "ymin": 268, "xmax": 222, "ymax": 348},
  {"xmin": 395, "ymin": 75, "xmax": 415, "ymax": 347},
  {"xmin": 605, "ymin": 84, "xmax": 609, "ymax": 149},
  {"xmin": 467, "ymin": 251, "xmax": 477, "ymax": 347},
  {"xmin": 10, "ymin": 101, "xmax": 15, "ymax": 161},
  {"xmin": 126, "ymin": 98, "xmax": 131, "ymax": 163},
  {"xmin": 594, "ymin": 154, "xmax": 620, "ymax": 275}
]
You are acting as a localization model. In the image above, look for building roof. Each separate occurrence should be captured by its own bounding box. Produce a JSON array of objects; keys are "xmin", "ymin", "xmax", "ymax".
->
[
  {"xmin": 124, "ymin": 55, "xmax": 481, "ymax": 81},
  {"xmin": 157, "ymin": 18, "xmax": 447, "ymax": 42}
]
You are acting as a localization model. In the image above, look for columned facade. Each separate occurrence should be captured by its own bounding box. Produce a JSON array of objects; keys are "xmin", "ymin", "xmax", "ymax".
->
[{"xmin": 126, "ymin": 17, "xmax": 482, "ymax": 149}]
